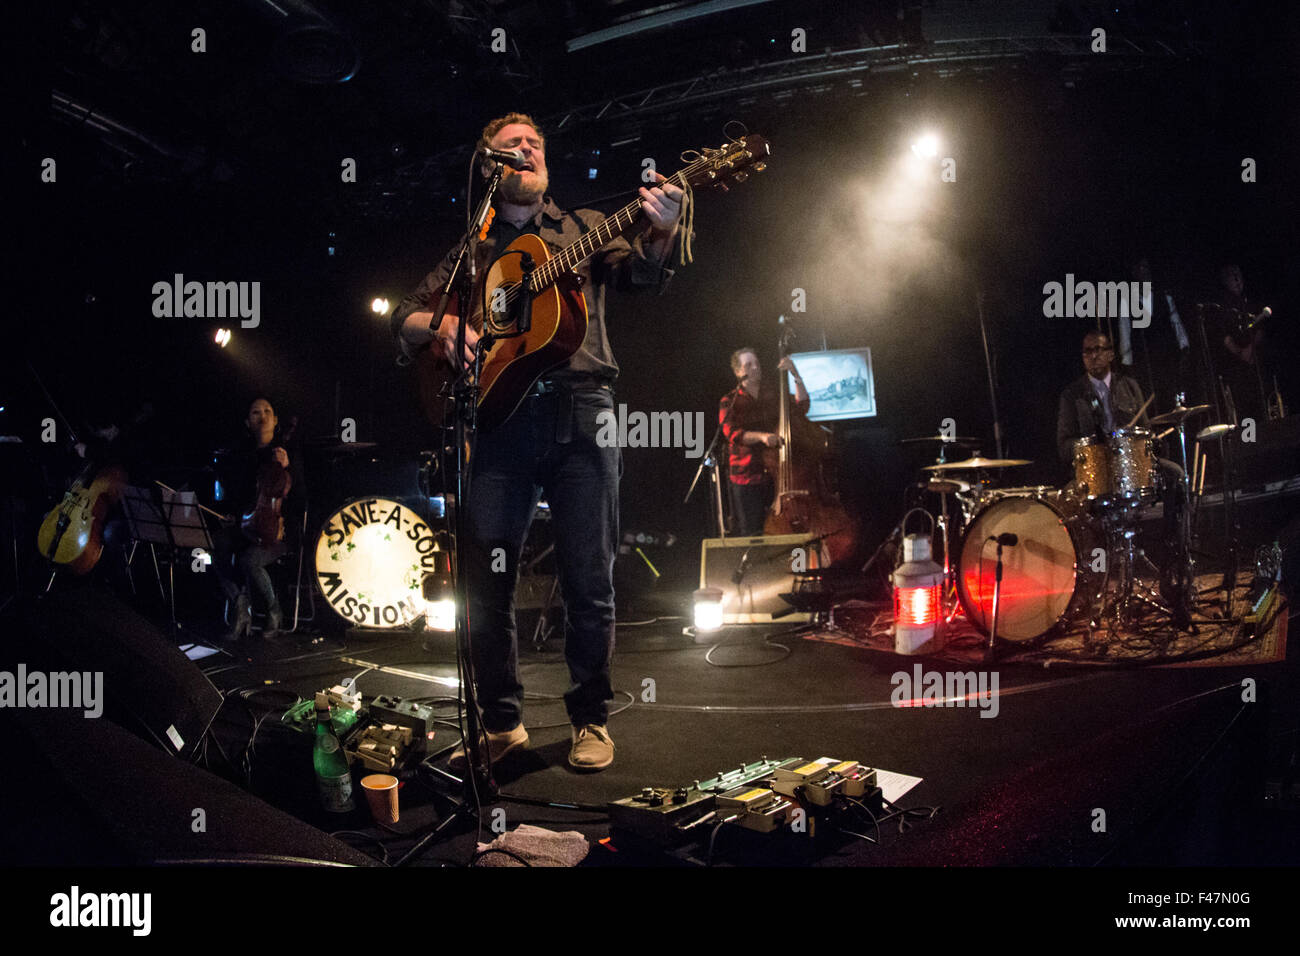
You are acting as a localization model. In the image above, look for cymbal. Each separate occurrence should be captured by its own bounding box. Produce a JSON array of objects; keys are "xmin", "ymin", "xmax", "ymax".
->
[
  {"xmin": 1148, "ymin": 404, "xmax": 1210, "ymax": 427},
  {"xmin": 1196, "ymin": 423, "xmax": 1236, "ymax": 442},
  {"xmin": 922, "ymin": 478, "xmax": 971, "ymax": 495},
  {"xmin": 923, "ymin": 456, "xmax": 1032, "ymax": 472},
  {"xmin": 307, "ymin": 441, "xmax": 380, "ymax": 455},
  {"xmin": 898, "ymin": 434, "xmax": 980, "ymax": 446}
]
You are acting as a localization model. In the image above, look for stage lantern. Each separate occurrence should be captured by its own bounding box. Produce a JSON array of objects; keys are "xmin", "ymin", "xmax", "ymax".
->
[
  {"xmin": 693, "ymin": 587, "xmax": 724, "ymax": 632},
  {"xmin": 892, "ymin": 512, "xmax": 944, "ymax": 654}
]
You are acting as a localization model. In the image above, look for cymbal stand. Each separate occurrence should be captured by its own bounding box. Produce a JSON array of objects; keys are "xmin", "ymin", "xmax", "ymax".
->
[
  {"xmin": 933, "ymin": 487, "xmax": 964, "ymax": 624},
  {"xmin": 1090, "ymin": 504, "xmax": 1169, "ymax": 641}
]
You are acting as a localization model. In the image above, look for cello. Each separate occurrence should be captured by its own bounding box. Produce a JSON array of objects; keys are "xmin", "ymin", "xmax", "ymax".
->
[
  {"xmin": 762, "ymin": 321, "xmax": 856, "ymax": 564},
  {"xmin": 34, "ymin": 389, "xmax": 149, "ymax": 575}
]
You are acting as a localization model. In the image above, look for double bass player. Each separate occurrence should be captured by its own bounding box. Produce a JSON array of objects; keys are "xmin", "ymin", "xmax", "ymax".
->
[{"xmin": 719, "ymin": 347, "xmax": 809, "ymax": 536}]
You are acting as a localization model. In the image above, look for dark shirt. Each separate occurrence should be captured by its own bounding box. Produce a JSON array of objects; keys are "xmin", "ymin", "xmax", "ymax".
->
[
  {"xmin": 1055, "ymin": 371, "xmax": 1147, "ymax": 464},
  {"xmin": 391, "ymin": 195, "xmax": 677, "ymax": 383},
  {"xmin": 217, "ymin": 436, "xmax": 303, "ymax": 522},
  {"xmin": 721, "ymin": 385, "xmax": 810, "ymax": 484},
  {"xmin": 1209, "ymin": 293, "xmax": 1265, "ymax": 361}
]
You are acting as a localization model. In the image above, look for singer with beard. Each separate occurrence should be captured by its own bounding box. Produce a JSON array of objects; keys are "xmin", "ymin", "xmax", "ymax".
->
[
  {"xmin": 720, "ymin": 347, "xmax": 809, "ymax": 536},
  {"xmin": 390, "ymin": 113, "xmax": 682, "ymax": 773}
]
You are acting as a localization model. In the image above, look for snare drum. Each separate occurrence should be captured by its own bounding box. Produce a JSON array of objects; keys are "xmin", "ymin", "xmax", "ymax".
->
[
  {"xmin": 1109, "ymin": 427, "xmax": 1157, "ymax": 499},
  {"xmin": 956, "ymin": 493, "xmax": 1102, "ymax": 642}
]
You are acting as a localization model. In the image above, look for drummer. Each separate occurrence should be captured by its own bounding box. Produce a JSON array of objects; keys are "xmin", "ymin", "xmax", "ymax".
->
[{"xmin": 1055, "ymin": 330, "xmax": 1149, "ymax": 465}]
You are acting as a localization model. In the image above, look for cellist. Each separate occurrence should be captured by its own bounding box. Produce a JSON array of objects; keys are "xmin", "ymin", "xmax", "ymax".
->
[
  {"xmin": 719, "ymin": 347, "xmax": 809, "ymax": 536},
  {"xmin": 212, "ymin": 397, "xmax": 298, "ymax": 640}
]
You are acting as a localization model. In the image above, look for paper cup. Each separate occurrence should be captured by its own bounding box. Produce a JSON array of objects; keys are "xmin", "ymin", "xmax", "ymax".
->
[{"xmin": 360, "ymin": 773, "xmax": 400, "ymax": 824}]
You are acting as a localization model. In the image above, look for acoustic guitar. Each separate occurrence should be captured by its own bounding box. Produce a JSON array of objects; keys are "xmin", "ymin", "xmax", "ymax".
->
[{"xmin": 417, "ymin": 134, "xmax": 771, "ymax": 431}]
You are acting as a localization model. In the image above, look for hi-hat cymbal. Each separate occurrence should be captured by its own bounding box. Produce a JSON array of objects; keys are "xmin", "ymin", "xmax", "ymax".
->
[
  {"xmin": 1196, "ymin": 423, "xmax": 1236, "ymax": 442},
  {"xmin": 923, "ymin": 456, "xmax": 1031, "ymax": 471},
  {"xmin": 922, "ymin": 478, "xmax": 971, "ymax": 495},
  {"xmin": 1148, "ymin": 404, "xmax": 1211, "ymax": 427},
  {"xmin": 898, "ymin": 434, "xmax": 980, "ymax": 446}
]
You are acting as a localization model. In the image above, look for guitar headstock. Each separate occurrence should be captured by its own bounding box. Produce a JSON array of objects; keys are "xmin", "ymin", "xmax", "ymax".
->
[{"xmin": 683, "ymin": 134, "xmax": 770, "ymax": 192}]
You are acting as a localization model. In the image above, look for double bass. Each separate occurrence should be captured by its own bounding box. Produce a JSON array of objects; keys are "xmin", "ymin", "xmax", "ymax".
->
[{"xmin": 762, "ymin": 322, "xmax": 856, "ymax": 564}]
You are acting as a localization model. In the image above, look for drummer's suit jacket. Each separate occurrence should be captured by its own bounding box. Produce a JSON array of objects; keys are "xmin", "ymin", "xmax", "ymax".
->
[{"xmin": 1056, "ymin": 371, "xmax": 1147, "ymax": 464}]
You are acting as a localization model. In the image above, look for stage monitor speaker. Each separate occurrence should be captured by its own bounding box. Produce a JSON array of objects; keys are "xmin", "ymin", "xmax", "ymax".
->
[
  {"xmin": 699, "ymin": 533, "xmax": 821, "ymax": 623},
  {"xmin": 31, "ymin": 585, "xmax": 224, "ymax": 762}
]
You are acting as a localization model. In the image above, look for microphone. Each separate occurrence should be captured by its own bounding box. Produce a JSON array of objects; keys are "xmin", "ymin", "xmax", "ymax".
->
[
  {"xmin": 733, "ymin": 549, "xmax": 752, "ymax": 585},
  {"xmin": 989, "ymin": 533, "xmax": 1018, "ymax": 546},
  {"xmin": 478, "ymin": 146, "xmax": 530, "ymax": 170}
]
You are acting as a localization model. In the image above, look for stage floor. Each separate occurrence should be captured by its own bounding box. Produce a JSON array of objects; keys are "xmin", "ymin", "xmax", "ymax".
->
[{"xmin": 164, "ymin": 586, "xmax": 1299, "ymax": 868}]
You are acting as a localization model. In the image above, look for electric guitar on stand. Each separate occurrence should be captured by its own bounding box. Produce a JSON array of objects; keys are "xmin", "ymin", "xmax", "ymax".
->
[{"xmin": 417, "ymin": 134, "xmax": 771, "ymax": 431}]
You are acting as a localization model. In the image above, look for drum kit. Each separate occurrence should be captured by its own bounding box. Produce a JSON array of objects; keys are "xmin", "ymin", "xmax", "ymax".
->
[{"xmin": 898, "ymin": 402, "xmax": 1213, "ymax": 651}]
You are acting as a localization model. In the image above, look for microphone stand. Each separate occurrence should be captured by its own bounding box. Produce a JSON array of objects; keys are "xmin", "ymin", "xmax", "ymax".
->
[
  {"xmin": 985, "ymin": 536, "xmax": 1007, "ymax": 658},
  {"xmin": 404, "ymin": 162, "xmax": 507, "ymax": 862},
  {"xmin": 686, "ymin": 383, "xmax": 743, "ymax": 538}
]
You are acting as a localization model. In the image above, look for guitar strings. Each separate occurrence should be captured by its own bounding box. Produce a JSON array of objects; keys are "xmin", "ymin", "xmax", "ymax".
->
[{"xmin": 495, "ymin": 152, "xmax": 718, "ymax": 313}]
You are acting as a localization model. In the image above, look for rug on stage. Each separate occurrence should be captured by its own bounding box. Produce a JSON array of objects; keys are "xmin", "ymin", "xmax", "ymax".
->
[{"xmin": 805, "ymin": 572, "xmax": 1288, "ymax": 667}]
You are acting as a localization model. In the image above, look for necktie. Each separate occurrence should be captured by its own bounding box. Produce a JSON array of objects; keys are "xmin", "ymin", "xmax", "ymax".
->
[{"xmin": 1095, "ymin": 379, "xmax": 1114, "ymax": 432}]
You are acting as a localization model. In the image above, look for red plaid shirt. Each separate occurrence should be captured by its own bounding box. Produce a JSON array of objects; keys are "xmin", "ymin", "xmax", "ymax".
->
[{"xmin": 720, "ymin": 386, "xmax": 808, "ymax": 485}]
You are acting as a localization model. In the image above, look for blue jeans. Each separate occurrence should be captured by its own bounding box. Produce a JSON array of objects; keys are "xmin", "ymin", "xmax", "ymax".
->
[{"xmin": 463, "ymin": 385, "xmax": 620, "ymax": 732}]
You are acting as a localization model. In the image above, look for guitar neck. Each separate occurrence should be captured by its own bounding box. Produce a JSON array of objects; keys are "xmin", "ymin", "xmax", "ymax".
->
[{"xmin": 532, "ymin": 168, "xmax": 693, "ymax": 289}]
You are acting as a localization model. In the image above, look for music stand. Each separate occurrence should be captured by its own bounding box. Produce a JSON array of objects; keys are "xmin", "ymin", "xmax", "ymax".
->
[{"xmin": 122, "ymin": 485, "xmax": 214, "ymax": 644}]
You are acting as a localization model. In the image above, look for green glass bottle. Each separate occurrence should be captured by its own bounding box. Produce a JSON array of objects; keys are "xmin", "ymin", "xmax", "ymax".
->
[{"xmin": 313, "ymin": 692, "xmax": 354, "ymax": 813}]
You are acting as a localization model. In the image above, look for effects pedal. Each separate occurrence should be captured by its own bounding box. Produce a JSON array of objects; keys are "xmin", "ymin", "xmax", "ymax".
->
[{"xmin": 368, "ymin": 695, "xmax": 437, "ymax": 752}]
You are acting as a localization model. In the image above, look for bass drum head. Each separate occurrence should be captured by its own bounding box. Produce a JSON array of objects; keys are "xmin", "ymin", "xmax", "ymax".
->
[
  {"xmin": 957, "ymin": 496, "xmax": 1080, "ymax": 642},
  {"xmin": 314, "ymin": 497, "xmax": 443, "ymax": 629}
]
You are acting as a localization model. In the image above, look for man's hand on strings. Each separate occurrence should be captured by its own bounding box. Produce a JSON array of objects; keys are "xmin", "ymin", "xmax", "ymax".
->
[
  {"xmin": 436, "ymin": 310, "xmax": 480, "ymax": 369},
  {"xmin": 639, "ymin": 172, "xmax": 684, "ymax": 232}
]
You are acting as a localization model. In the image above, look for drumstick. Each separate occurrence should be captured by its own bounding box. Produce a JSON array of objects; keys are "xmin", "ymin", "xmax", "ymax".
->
[{"xmin": 1125, "ymin": 394, "xmax": 1155, "ymax": 429}]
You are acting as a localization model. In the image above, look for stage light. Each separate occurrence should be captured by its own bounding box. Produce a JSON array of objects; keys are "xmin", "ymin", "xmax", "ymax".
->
[
  {"xmin": 371, "ymin": 297, "xmax": 390, "ymax": 314},
  {"xmin": 892, "ymin": 531, "xmax": 944, "ymax": 654},
  {"xmin": 910, "ymin": 132, "xmax": 940, "ymax": 158},
  {"xmin": 424, "ymin": 597, "xmax": 456, "ymax": 632},
  {"xmin": 693, "ymin": 586, "xmax": 725, "ymax": 632},
  {"xmin": 214, "ymin": 328, "xmax": 232, "ymax": 347},
  {"xmin": 422, "ymin": 552, "xmax": 456, "ymax": 632}
]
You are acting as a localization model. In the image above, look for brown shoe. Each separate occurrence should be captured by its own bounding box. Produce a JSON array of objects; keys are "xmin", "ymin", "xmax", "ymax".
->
[
  {"xmin": 449, "ymin": 723, "xmax": 529, "ymax": 772},
  {"xmin": 568, "ymin": 724, "xmax": 614, "ymax": 771}
]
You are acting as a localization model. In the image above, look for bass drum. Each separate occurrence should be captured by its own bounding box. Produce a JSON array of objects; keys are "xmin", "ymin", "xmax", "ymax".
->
[{"xmin": 956, "ymin": 493, "xmax": 1102, "ymax": 643}]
